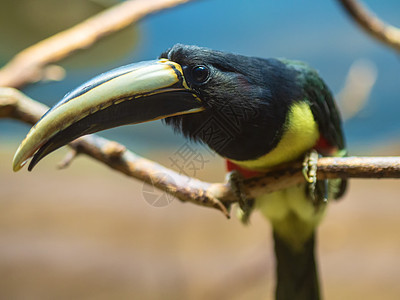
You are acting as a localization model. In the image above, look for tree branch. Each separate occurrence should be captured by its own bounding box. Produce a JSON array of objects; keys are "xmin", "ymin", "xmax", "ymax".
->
[
  {"xmin": 2, "ymin": 87, "xmax": 400, "ymax": 217},
  {"xmin": 337, "ymin": 0, "xmax": 400, "ymax": 52},
  {"xmin": 0, "ymin": 0, "xmax": 195, "ymax": 89}
]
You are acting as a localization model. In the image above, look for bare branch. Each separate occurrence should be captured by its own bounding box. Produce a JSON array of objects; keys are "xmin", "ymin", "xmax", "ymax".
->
[
  {"xmin": 2, "ymin": 88, "xmax": 400, "ymax": 217},
  {"xmin": 242, "ymin": 157, "xmax": 400, "ymax": 199},
  {"xmin": 0, "ymin": 0, "xmax": 194, "ymax": 89},
  {"xmin": 338, "ymin": 0, "xmax": 400, "ymax": 52},
  {"xmin": 57, "ymin": 148, "xmax": 78, "ymax": 169}
]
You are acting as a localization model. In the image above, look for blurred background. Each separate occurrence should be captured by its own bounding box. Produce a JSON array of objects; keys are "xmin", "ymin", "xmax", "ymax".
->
[{"xmin": 1, "ymin": 0, "xmax": 400, "ymax": 299}]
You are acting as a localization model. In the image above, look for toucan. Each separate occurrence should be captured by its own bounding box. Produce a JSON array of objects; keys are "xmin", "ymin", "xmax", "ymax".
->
[{"xmin": 13, "ymin": 44, "xmax": 346, "ymax": 300}]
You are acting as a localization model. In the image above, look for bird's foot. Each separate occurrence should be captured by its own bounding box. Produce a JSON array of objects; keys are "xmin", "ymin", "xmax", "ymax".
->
[
  {"xmin": 302, "ymin": 150, "xmax": 328, "ymax": 208},
  {"xmin": 227, "ymin": 170, "xmax": 254, "ymax": 224}
]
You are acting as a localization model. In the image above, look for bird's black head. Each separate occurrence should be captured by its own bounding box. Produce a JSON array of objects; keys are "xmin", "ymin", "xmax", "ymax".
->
[
  {"xmin": 161, "ymin": 44, "xmax": 301, "ymax": 161},
  {"xmin": 14, "ymin": 43, "xmax": 304, "ymax": 171}
]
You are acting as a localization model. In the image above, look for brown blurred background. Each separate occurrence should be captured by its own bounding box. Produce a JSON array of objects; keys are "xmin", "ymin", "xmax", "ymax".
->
[{"xmin": 1, "ymin": 145, "xmax": 400, "ymax": 299}]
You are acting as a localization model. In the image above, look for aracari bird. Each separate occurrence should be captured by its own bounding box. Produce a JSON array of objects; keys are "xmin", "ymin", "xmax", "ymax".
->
[{"xmin": 13, "ymin": 44, "xmax": 347, "ymax": 300}]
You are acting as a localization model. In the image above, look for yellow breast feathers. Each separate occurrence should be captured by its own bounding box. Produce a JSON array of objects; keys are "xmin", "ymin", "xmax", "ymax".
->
[{"xmin": 231, "ymin": 101, "xmax": 319, "ymax": 171}]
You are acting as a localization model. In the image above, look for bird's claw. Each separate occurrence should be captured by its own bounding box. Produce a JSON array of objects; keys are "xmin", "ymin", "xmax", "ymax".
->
[
  {"xmin": 302, "ymin": 150, "xmax": 319, "ymax": 184},
  {"xmin": 227, "ymin": 170, "xmax": 254, "ymax": 224},
  {"xmin": 302, "ymin": 150, "xmax": 327, "ymax": 206}
]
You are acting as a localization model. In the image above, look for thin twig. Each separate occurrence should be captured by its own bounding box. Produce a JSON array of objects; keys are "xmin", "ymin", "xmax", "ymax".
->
[
  {"xmin": 57, "ymin": 148, "xmax": 78, "ymax": 169},
  {"xmin": 2, "ymin": 87, "xmax": 400, "ymax": 217},
  {"xmin": 337, "ymin": 0, "xmax": 400, "ymax": 52},
  {"xmin": 0, "ymin": 0, "xmax": 194, "ymax": 89}
]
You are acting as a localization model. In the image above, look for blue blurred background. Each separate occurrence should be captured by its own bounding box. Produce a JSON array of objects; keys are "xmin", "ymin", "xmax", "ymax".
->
[
  {"xmin": 1, "ymin": 1, "xmax": 400, "ymax": 299},
  {"xmin": 1, "ymin": 0, "xmax": 400, "ymax": 153}
]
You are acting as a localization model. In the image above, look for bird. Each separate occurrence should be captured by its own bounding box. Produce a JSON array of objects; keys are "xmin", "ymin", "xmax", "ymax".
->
[{"xmin": 13, "ymin": 44, "xmax": 347, "ymax": 300}]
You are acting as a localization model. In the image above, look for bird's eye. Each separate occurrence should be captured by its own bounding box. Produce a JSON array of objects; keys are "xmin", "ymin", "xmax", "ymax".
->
[{"xmin": 191, "ymin": 65, "xmax": 210, "ymax": 84}]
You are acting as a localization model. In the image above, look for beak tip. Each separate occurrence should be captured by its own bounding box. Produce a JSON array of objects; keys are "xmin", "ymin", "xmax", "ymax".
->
[
  {"xmin": 12, "ymin": 159, "xmax": 25, "ymax": 172},
  {"xmin": 12, "ymin": 145, "xmax": 30, "ymax": 172}
]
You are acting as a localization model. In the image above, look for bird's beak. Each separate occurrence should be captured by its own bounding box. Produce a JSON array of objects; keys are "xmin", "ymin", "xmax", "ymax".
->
[{"xmin": 13, "ymin": 59, "xmax": 204, "ymax": 172}]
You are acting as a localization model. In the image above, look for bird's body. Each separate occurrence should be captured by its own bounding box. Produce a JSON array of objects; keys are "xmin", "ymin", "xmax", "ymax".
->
[{"xmin": 13, "ymin": 44, "xmax": 346, "ymax": 300}]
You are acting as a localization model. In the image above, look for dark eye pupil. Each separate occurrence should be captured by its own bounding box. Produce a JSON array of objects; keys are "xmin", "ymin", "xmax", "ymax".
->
[{"xmin": 191, "ymin": 66, "xmax": 209, "ymax": 83}]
